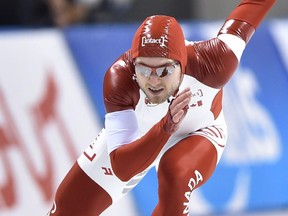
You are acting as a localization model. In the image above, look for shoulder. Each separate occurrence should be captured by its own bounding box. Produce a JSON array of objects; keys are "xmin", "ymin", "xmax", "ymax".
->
[
  {"xmin": 185, "ymin": 37, "xmax": 239, "ymax": 88},
  {"xmin": 103, "ymin": 50, "xmax": 140, "ymax": 113}
]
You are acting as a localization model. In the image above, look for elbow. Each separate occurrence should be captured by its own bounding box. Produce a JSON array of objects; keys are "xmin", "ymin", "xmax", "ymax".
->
[{"xmin": 110, "ymin": 150, "xmax": 133, "ymax": 182}]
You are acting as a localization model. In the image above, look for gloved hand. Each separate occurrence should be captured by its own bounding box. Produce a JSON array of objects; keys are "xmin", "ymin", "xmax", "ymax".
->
[{"xmin": 163, "ymin": 87, "xmax": 192, "ymax": 134}]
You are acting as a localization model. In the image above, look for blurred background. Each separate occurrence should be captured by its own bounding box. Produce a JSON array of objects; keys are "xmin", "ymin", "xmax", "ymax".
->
[
  {"xmin": 0, "ymin": 0, "xmax": 288, "ymax": 216},
  {"xmin": 0, "ymin": 0, "xmax": 287, "ymax": 27}
]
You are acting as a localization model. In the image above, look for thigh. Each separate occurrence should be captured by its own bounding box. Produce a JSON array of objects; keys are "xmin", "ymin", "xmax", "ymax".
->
[
  {"xmin": 153, "ymin": 135, "xmax": 218, "ymax": 216},
  {"xmin": 49, "ymin": 162, "xmax": 113, "ymax": 216}
]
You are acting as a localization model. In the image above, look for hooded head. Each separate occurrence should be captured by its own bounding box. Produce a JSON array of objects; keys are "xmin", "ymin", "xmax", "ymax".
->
[{"xmin": 131, "ymin": 15, "xmax": 187, "ymax": 72}]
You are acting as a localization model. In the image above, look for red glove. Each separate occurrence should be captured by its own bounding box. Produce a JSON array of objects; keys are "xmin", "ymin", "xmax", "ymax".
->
[{"xmin": 163, "ymin": 87, "xmax": 192, "ymax": 134}]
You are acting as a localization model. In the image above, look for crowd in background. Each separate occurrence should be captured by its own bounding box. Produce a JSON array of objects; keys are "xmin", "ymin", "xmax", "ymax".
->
[
  {"xmin": 0, "ymin": 0, "xmax": 135, "ymax": 27},
  {"xmin": 0, "ymin": 0, "xmax": 194, "ymax": 27},
  {"xmin": 0, "ymin": 0, "xmax": 286, "ymax": 28}
]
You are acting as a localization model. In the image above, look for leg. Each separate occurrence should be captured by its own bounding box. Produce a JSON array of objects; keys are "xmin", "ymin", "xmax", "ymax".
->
[
  {"xmin": 48, "ymin": 162, "xmax": 112, "ymax": 216},
  {"xmin": 48, "ymin": 128, "xmax": 148, "ymax": 215},
  {"xmin": 152, "ymin": 135, "xmax": 218, "ymax": 216}
]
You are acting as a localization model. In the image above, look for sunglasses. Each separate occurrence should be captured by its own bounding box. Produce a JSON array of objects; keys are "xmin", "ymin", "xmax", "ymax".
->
[{"xmin": 134, "ymin": 61, "xmax": 179, "ymax": 78}]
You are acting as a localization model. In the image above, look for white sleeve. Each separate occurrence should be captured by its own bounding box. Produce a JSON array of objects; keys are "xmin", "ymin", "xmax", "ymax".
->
[
  {"xmin": 105, "ymin": 109, "xmax": 140, "ymax": 154},
  {"xmin": 217, "ymin": 33, "xmax": 246, "ymax": 61}
]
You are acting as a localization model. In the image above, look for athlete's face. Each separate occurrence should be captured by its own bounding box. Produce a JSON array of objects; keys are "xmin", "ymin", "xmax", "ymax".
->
[{"xmin": 134, "ymin": 57, "xmax": 182, "ymax": 104}]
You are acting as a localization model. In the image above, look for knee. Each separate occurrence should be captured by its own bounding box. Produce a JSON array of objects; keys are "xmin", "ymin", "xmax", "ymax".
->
[
  {"xmin": 157, "ymin": 142, "xmax": 218, "ymax": 190},
  {"xmin": 158, "ymin": 157, "xmax": 204, "ymax": 190}
]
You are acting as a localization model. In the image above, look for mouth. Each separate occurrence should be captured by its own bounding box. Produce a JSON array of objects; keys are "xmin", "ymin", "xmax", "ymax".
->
[{"xmin": 148, "ymin": 87, "xmax": 164, "ymax": 95}]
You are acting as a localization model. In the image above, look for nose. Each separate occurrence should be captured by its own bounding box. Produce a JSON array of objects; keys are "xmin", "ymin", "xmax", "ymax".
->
[{"xmin": 148, "ymin": 73, "xmax": 161, "ymax": 86}]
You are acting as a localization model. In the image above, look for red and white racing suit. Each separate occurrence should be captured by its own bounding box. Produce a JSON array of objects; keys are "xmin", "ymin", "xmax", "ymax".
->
[{"xmin": 48, "ymin": 1, "xmax": 276, "ymax": 215}]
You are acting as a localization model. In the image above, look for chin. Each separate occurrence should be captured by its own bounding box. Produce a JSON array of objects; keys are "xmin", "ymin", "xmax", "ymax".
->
[{"xmin": 148, "ymin": 95, "xmax": 168, "ymax": 104}]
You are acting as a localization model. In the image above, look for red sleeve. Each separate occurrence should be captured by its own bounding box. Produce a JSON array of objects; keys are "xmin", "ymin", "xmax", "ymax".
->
[
  {"xmin": 110, "ymin": 115, "xmax": 172, "ymax": 181},
  {"xmin": 186, "ymin": 39, "xmax": 238, "ymax": 89},
  {"xmin": 103, "ymin": 50, "xmax": 139, "ymax": 113},
  {"xmin": 218, "ymin": 0, "xmax": 276, "ymax": 42},
  {"xmin": 186, "ymin": 0, "xmax": 275, "ymax": 88}
]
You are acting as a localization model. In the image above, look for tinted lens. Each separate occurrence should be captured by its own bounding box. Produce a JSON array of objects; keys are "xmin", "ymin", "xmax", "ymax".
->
[
  {"xmin": 155, "ymin": 65, "xmax": 176, "ymax": 77},
  {"xmin": 155, "ymin": 67, "xmax": 167, "ymax": 77},
  {"xmin": 135, "ymin": 62, "xmax": 178, "ymax": 77},
  {"xmin": 135, "ymin": 64, "xmax": 152, "ymax": 77}
]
